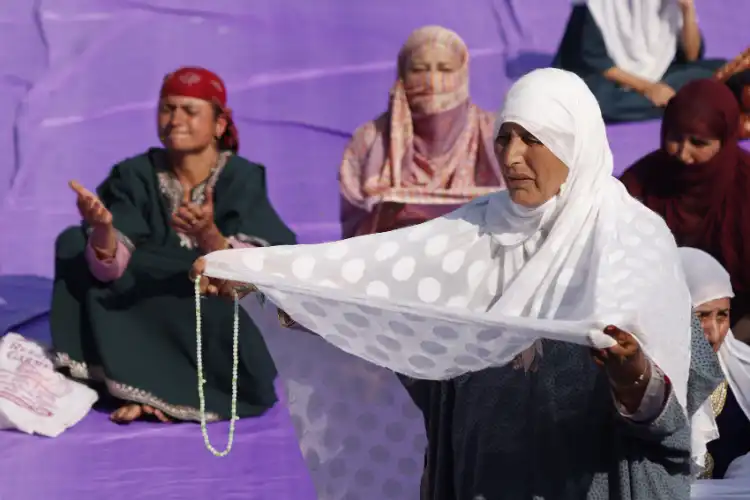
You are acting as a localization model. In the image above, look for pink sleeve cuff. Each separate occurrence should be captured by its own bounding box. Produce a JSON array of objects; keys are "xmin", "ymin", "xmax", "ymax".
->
[
  {"xmin": 85, "ymin": 239, "xmax": 131, "ymax": 282},
  {"xmin": 227, "ymin": 235, "xmax": 264, "ymax": 249}
]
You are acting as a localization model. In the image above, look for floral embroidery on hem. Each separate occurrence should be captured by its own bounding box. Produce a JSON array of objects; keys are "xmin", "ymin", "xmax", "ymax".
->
[{"xmin": 54, "ymin": 352, "xmax": 220, "ymax": 422}]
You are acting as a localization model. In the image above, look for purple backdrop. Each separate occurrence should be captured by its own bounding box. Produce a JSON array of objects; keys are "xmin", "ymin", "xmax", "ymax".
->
[{"xmin": 0, "ymin": 0, "xmax": 747, "ymax": 277}]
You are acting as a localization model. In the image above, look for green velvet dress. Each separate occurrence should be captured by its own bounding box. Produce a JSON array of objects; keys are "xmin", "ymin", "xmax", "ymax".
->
[{"xmin": 50, "ymin": 148, "xmax": 296, "ymax": 421}]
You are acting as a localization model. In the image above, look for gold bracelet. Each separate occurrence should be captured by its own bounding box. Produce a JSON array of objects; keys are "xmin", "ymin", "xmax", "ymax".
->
[{"xmin": 609, "ymin": 362, "xmax": 651, "ymax": 390}]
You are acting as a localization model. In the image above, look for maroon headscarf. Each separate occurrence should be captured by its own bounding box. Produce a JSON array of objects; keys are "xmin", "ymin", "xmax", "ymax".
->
[
  {"xmin": 620, "ymin": 79, "xmax": 750, "ymax": 293},
  {"xmin": 160, "ymin": 66, "xmax": 239, "ymax": 153}
]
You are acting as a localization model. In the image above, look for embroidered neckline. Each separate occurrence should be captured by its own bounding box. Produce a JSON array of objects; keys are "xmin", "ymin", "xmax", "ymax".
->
[{"xmin": 156, "ymin": 151, "xmax": 230, "ymax": 249}]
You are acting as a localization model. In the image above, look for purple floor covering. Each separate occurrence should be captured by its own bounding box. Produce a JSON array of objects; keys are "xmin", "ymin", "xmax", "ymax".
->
[
  {"xmin": 0, "ymin": 1, "xmax": 747, "ymax": 499},
  {"xmin": 0, "ymin": 275, "xmax": 318, "ymax": 500}
]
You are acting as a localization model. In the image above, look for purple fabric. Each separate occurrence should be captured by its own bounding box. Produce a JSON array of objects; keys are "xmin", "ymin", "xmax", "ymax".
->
[
  {"xmin": 0, "ymin": 0, "xmax": 747, "ymax": 278},
  {"xmin": 1, "ymin": 377, "xmax": 317, "ymax": 500},
  {"xmin": 0, "ymin": 3, "xmax": 747, "ymax": 499},
  {"xmin": 0, "ymin": 274, "xmax": 316, "ymax": 500}
]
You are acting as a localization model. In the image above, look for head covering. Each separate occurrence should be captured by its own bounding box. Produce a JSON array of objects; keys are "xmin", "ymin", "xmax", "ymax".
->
[
  {"xmin": 719, "ymin": 333, "xmax": 750, "ymax": 454},
  {"xmin": 339, "ymin": 25, "xmax": 503, "ymax": 212},
  {"xmin": 576, "ymin": 0, "xmax": 682, "ymax": 82},
  {"xmin": 620, "ymin": 79, "xmax": 750, "ymax": 294},
  {"xmin": 677, "ymin": 247, "xmax": 750, "ymax": 474},
  {"xmin": 680, "ymin": 247, "xmax": 735, "ymax": 307},
  {"xmin": 203, "ymin": 68, "xmax": 693, "ymax": 412},
  {"xmin": 160, "ymin": 66, "xmax": 239, "ymax": 153}
]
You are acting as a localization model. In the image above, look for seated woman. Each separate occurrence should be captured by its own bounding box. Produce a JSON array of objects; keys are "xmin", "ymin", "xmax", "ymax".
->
[
  {"xmin": 338, "ymin": 25, "xmax": 505, "ymax": 463},
  {"xmin": 679, "ymin": 247, "xmax": 750, "ymax": 480},
  {"xmin": 51, "ymin": 66, "xmax": 296, "ymax": 423},
  {"xmin": 620, "ymin": 79, "xmax": 750, "ymax": 344},
  {"xmin": 553, "ymin": 0, "xmax": 725, "ymax": 123},
  {"xmin": 339, "ymin": 25, "xmax": 504, "ymax": 239}
]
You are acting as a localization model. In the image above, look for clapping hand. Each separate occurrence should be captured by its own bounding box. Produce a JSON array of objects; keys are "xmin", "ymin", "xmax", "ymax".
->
[{"xmin": 171, "ymin": 186, "xmax": 216, "ymax": 238}]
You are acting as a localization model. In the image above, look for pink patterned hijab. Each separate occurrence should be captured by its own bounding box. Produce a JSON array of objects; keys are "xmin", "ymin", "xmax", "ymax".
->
[{"xmin": 339, "ymin": 26, "xmax": 503, "ymax": 213}]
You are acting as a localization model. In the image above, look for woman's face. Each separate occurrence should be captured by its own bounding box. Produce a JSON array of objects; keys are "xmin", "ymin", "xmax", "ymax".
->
[
  {"xmin": 696, "ymin": 297, "xmax": 731, "ymax": 351},
  {"xmin": 495, "ymin": 122, "xmax": 570, "ymax": 208},
  {"xmin": 403, "ymin": 43, "xmax": 461, "ymax": 88},
  {"xmin": 664, "ymin": 131, "xmax": 721, "ymax": 165},
  {"xmin": 158, "ymin": 96, "xmax": 226, "ymax": 153}
]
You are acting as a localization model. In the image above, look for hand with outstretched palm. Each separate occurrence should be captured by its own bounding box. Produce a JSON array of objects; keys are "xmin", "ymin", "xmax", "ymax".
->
[{"xmin": 69, "ymin": 180, "xmax": 112, "ymax": 228}]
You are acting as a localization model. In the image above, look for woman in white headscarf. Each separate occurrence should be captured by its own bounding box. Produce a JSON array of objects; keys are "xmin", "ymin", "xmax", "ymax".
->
[
  {"xmin": 193, "ymin": 68, "xmax": 699, "ymax": 499},
  {"xmin": 552, "ymin": 0, "xmax": 727, "ymax": 123},
  {"xmin": 678, "ymin": 247, "xmax": 750, "ymax": 484}
]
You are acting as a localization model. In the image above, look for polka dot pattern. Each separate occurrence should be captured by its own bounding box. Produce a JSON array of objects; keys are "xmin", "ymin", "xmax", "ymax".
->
[
  {"xmin": 392, "ymin": 257, "xmax": 416, "ymax": 282},
  {"xmin": 201, "ymin": 190, "xmax": 695, "ymax": 497},
  {"xmin": 243, "ymin": 300, "xmax": 425, "ymax": 500}
]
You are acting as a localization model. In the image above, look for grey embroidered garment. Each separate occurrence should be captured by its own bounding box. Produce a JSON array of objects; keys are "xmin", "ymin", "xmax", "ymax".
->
[{"xmin": 414, "ymin": 314, "xmax": 705, "ymax": 500}]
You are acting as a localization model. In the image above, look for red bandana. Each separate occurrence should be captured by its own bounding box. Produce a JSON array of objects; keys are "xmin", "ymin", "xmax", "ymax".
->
[{"xmin": 160, "ymin": 67, "xmax": 239, "ymax": 152}]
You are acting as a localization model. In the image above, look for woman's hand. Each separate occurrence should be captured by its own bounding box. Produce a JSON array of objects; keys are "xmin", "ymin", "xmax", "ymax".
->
[
  {"xmin": 592, "ymin": 325, "xmax": 651, "ymax": 413},
  {"xmin": 172, "ymin": 187, "xmax": 227, "ymax": 251},
  {"xmin": 70, "ymin": 180, "xmax": 117, "ymax": 258},
  {"xmin": 70, "ymin": 180, "xmax": 113, "ymax": 228},
  {"xmin": 189, "ymin": 257, "xmax": 255, "ymax": 299},
  {"xmin": 643, "ymin": 82, "xmax": 676, "ymax": 107}
]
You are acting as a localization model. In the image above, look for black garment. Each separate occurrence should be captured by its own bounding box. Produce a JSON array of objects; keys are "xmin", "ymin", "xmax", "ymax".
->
[{"xmin": 706, "ymin": 387, "xmax": 750, "ymax": 478}]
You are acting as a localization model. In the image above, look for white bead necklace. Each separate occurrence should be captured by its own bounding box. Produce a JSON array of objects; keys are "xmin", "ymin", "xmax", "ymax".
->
[{"xmin": 194, "ymin": 275, "xmax": 239, "ymax": 457}]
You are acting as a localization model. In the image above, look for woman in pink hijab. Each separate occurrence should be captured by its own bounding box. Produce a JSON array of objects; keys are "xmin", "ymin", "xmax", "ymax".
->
[{"xmin": 338, "ymin": 25, "xmax": 504, "ymax": 239}]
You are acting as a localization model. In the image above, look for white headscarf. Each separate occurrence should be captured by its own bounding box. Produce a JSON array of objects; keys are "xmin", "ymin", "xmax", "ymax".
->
[
  {"xmin": 576, "ymin": 0, "xmax": 683, "ymax": 82},
  {"xmin": 679, "ymin": 247, "xmax": 731, "ymax": 470},
  {"xmin": 679, "ymin": 247, "xmax": 750, "ymax": 488},
  {"xmin": 681, "ymin": 247, "xmax": 735, "ymax": 308},
  {"xmin": 203, "ymin": 68, "xmax": 692, "ymax": 412}
]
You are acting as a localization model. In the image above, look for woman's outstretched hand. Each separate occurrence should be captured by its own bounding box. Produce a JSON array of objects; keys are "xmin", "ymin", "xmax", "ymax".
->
[
  {"xmin": 592, "ymin": 325, "xmax": 651, "ymax": 413},
  {"xmin": 70, "ymin": 180, "xmax": 113, "ymax": 227},
  {"xmin": 189, "ymin": 257, "xmax": 255, "ymax": 299}
]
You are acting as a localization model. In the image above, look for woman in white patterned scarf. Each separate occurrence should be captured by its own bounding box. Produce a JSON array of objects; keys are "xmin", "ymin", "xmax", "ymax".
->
[{"xmin": 193, "ymin": 68, "xmax": 698, "ymax": 499}]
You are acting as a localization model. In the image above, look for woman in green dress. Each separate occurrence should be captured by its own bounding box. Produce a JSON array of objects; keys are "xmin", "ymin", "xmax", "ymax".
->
[{"xmin": 51, "ymin": 66, "xmax": 296, "ymax": 423}]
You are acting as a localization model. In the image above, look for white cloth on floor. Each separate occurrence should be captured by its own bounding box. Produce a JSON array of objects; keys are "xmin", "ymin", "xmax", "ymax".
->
[{"xmin": 0, "ymin": 332, "xmax": 97, "ymax": 438}]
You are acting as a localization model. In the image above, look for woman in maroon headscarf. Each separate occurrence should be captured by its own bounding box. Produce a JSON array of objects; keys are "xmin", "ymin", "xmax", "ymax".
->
[
  {"xmin": 50, "ymin": 67, "xmax": 296, "ymax": 423},
  {"xmin": 620, "ymin": 78, "xmax": 750, "ymax": 341}
]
